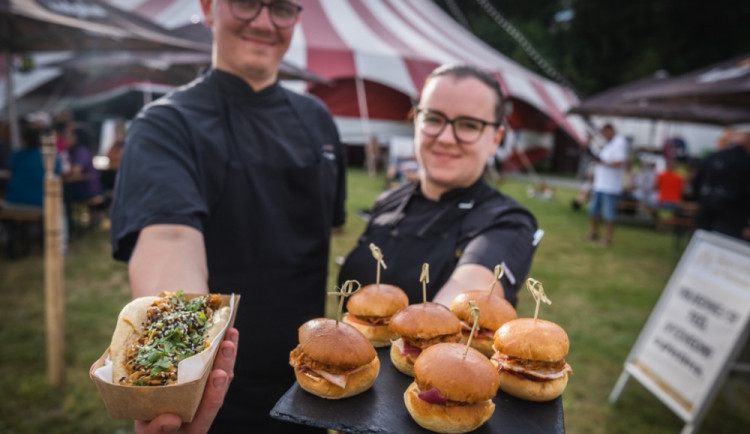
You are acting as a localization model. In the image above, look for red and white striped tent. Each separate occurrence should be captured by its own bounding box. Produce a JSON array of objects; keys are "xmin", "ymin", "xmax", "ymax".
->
[{"xmin": 107, "ymin": 0, "xmax": 586, "ymax": 149}]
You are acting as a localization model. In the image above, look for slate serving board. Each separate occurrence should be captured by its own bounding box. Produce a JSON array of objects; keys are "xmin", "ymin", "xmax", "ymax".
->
[{"xmin": 271, "ymin": 347, "xmax": 565, "ymax": 433}]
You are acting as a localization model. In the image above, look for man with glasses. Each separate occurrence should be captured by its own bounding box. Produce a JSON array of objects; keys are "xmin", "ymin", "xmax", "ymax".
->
[
  {"xmin": 338, "ymin": 64, "xmax": 538, "ymax": 309},
  {"xmin": 110, "ymin": 1, "xmax": 344, "ymax": 432}
]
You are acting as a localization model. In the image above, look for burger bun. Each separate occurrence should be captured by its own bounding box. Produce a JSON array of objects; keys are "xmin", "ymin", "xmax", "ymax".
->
[
  {"xmin": 493, "ymin": 318, "xmax": 569, "ymax": 362},
  {"xmin": 451, "ymin": 290, "xmax": 517, "ymax": 357},
  {"xmin": 344, "ymin": 284, "xmax": 409, "ymax": 347},
  {"xmin": 346, "ymin": 283, "xmax": 409, "ymax": 317},
  {"xmin": 390, "ymin": 339, "xmax": 415, "ymax": 376},
  {"xmin": 389, "ymin": 302, "xmax": 461, "ymax": 340},
  {"xmin": 493, "ymin": 318, "xmax": 571, "ymax": 402},
  {"xmin": 294, "ymin": 356, "xmax": 380, "ymax": 399},
  {"xmin": 450, "ymin": 289, "xmax": 517, "ymax": 332},
  {"xmin": 405, "ymin": 343, "xmax": 499, "ymax": 433},
  {"xmin": 404, "ymin": 382, "xmax": 495, "ymax": 433},
  {"xmin": 343, "ymin": 313, "xmax": 394, "ymax": 348},
  {"xmin": 292, "ymin": 318, "xmax": 379, "ymax": 399},
  {"xmin": 458, "ymin": 333, "xmax": 495, "ymax": 358},
  {"xmin": 497, "ymin": 369, "xmax": 569, "ymax": 402}
]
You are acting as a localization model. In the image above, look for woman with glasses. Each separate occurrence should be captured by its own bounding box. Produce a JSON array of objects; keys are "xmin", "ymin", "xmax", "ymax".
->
[
  {"xmin": 339, "ymin": 64, "xmax": 538, "ymax": 309},
  {"xmin": 111, "ymin": 1, "xmax": 342, "ymax": 433}
]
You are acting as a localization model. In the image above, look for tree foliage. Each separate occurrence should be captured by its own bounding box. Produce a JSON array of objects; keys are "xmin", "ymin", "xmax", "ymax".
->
[{"xmin": 436, "ymin": 0, "xmax": 750, "ymax": 97}]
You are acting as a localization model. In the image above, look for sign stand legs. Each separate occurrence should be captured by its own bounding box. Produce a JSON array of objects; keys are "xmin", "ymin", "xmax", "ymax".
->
[{"xmin": 608, "ymin": 371, "xmax": 630, "ymax": 403}]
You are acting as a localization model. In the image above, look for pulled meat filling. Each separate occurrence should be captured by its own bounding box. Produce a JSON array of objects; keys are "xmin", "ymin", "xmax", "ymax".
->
[
  {"xmin": 459, "ymin": 320, "xmax": 495, "ymax": 339},
  {"xmin": 407, "ymin": 331, "xmax": 462, "ymax": 350},
  {"xmin": 349, "ymin": 314, "xmax": 391, "ymax": 326},
  {"xmin": 492, "ymin": 352, "xmax": 573, "ymax": 381},
  {"xmin": 493, "ymin": 354, "xmax": 568, "ymax": 372},
  {"xmin": 121, "ymin": 292, "xmax": 221, "ymax": 386},
  {"xmin": 289, "ymin": 346, "xmax": 352, "ymax": 375}
]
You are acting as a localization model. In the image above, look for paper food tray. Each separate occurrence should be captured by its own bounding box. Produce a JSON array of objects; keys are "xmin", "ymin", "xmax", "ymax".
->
[{"xmin": 90, "ymin": 293, "xmax": 239, "ymax": 422}]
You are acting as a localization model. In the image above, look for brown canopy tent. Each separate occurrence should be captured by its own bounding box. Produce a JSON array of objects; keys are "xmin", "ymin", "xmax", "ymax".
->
[
  {"xmin": 1, "ymin": 0, "xmax": 209, "ymax": 52},
  {"xmin": 1, "ymin": 1, "xmax": 328, "ymax": 135},
  {"xmin": 568, "ymin": 71, "xmax": 750, "ymax": 126},
  {"xmin": 1, "ymin": 0, "xmax": 209, "ymax": 149},
  {"xmin": 623, "ymin": 53, "xmax": 750, "ymax": 110}
]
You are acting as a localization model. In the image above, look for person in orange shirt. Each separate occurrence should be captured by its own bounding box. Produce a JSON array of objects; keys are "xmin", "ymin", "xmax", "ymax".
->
[{"xmin": 656, "ymin": 159, "xmax": 684, "ymax": 211}]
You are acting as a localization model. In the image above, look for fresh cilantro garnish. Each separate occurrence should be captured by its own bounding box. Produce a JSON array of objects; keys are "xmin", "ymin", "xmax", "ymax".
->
[
  {"xmin": 196, "ymin": 311, "xmax": 207, "ymax": 326},
  {"xmin": 127, "ymin": 293, "xmax": 217, "ymax": 386}
]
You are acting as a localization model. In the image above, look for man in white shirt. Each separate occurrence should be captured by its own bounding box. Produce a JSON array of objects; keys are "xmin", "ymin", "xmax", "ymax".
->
[{"xmin": 584, "ymin": 124, "xmax": 628, "ymax": 246}]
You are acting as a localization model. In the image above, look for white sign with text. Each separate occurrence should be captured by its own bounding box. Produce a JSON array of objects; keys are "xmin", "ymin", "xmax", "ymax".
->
[{"xmin": 610, "ymin": 230, "xmax": 750, "ymax": 434}]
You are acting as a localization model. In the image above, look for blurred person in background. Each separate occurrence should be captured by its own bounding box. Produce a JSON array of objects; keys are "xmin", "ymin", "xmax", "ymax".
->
[
  {"xmin": 63, "ymin": 126, "xmax": 106, "ymax": 240},
  {"xmin": 583, "ymin": 124, "xmax": 628, "ymax": 247},
  {"xmin": 53, "ymin": 110, "xmax": 73, "ymax": 154},
  {"xmin": 692, "ymin": 129, "xmax": 750, "ymax": 241},
  {"xmin": 2, "ymin": 119, "xmax": 61, "ymax": 211},
  {"xmin": 655, "ymin": 158, "xmax": 684, "ymax": 211},
  {"xmin": 630, "ymin": 159, "xmax": 657, "ymax": 207},
  {"xmin": 52, "ymin": 111, "xmax": 73, "ymax": 174},
  {"xmin": 101, "ymin": 118, "xmax": 127, "ymax": 197},
  {"xmin": 110, "ymin": 0, "xmax": 344, "ymax": 432},
  {"xmin": 386, "ymin": 154, "xmax": 420, "ymax": 188},
  {"xmin": 63, "ymin": 126, "xmax": 103, "ymax": 203},
  {"xmin": 0, "ymin": 122, "xmax": 11, "ymax": 170},
  {"xmin": 106, "ymin": 118, "xmax": 127, "ymax": 172},
  {"xmin": 338, "ymin": 64, "xmax": 538, "ymax": 308}
]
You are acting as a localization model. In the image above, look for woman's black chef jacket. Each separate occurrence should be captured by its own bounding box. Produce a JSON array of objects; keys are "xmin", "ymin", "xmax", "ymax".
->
[
  {"xmin": 110, "ymin": 69, "xmax": 345, "ymax": 430},
  {"xmin": 338, "ymin": 179, "xmax": 537, "ymax": 307}
]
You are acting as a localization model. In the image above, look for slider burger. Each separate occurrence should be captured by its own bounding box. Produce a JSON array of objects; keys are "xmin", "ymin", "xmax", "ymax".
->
[
  {"xmin": 343, "ymin": 283, "xmax": 409, "ymax": 347},
  {"xmin": 405, "ymin": 343, "xmax": 500, "ymax": 433},
  {"xmin": 388, "ymin": 302, "xmax": 462, "ymax": 376},
  {"xmin": 289, "ymin": 318, "xmax": 380, "ymax": 399},
  {"xmin": 450, "ymin": 290, "xmax": 517, "ymax": 357},
  {"xmin": 491, "ymin": 318, "xmax": 573, "ymax": 402},
  {"xmin": 110, "ymin": 291, "xmax": 230, "ymax": 386}
]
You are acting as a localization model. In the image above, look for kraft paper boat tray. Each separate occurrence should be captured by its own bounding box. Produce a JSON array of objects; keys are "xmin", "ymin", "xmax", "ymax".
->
[{"xmin": 90, "ymin": 293, "xmax": 240, "ymax": 422}]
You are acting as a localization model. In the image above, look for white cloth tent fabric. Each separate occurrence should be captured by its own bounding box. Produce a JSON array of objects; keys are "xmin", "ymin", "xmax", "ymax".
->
[{"xmin": 105, "ymin": 0, "xmax": 586, "ymax": 144}]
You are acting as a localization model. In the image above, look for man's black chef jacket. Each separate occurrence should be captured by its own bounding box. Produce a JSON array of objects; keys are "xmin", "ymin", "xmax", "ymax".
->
[{"xmin": 110, "ymin": 69, "xmax": 346, "ymax": 430}]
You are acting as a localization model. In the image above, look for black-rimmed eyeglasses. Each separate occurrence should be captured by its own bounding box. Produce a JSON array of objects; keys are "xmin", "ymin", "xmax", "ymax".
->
[
  {"xmin": 228, "ymin": 0, "xmax": 302, "ymax": 28},
  {"xmin": 415, "ymin": 108, "xmax": 499, "ymax": 144}
]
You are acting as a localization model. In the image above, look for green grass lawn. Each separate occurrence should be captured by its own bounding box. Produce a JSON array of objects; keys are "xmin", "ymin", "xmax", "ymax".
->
[{"xmin": 1, "ymin": 168, "xmax": 748, "ymax": 433}]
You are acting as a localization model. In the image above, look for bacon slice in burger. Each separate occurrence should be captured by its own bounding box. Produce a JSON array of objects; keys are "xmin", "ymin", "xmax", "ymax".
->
[{"xmin": 491, "ymin": 318, "xmax": 573, "ymax": 401}]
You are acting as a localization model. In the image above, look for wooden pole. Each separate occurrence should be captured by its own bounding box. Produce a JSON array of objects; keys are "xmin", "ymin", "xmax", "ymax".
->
[{"xmin": 42, "ymin": 132, "xmax": 65, "ymax": 387}]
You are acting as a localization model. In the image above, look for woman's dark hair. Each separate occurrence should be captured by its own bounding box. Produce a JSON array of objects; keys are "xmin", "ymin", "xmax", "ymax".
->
[{"xmin": 422, "ymin": 64, "xmax": 505, "ymax": 122}]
